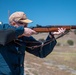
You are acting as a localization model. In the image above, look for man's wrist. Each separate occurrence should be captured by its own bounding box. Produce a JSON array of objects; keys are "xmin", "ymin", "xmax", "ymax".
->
[
  {"xmin": 49, "ymin": 32, "xmax": 54, "ymax": 38},
  {"xmin": 49, "ymin": 34, "xmax": 53, "ymax": 38}
]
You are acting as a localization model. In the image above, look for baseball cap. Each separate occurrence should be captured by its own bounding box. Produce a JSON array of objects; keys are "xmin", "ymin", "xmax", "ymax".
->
[{"xmin": 9, "ymin": 11, "xmax": 33, "ymax": 24}]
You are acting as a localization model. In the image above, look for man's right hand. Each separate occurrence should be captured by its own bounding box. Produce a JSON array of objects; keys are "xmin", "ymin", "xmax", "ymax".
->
[{"xmin": 23, "ymin": 28, "xmax": 37, "ymax": 37}]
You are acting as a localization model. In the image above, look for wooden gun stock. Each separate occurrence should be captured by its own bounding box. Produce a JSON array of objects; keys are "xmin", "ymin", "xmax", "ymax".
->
[{"xmin": 32, "ymin": 26, "xmax": 76, "ymax": 32}]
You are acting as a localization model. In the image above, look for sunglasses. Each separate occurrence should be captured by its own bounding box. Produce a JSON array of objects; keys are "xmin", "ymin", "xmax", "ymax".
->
[
  {"xmin": 17, "ymin": 21, "xmax": 28, "ymax": 27},
  {"xmin": 18, "ymin": 21, "xmax": 24, "ymax": 24}
]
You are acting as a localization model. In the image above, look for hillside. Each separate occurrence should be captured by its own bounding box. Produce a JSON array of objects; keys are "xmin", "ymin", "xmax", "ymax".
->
[{"xmin": 24, "ymin": 31, "xmax": 76, "ymax": 75}]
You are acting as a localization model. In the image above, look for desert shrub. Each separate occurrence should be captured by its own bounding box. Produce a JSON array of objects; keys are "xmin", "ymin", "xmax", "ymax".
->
[{"xmin": 67, "ymin": 40, "xmax": 74, "ymax": 46}]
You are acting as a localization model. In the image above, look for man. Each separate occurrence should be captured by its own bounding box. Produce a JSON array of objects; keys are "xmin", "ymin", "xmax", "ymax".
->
[
  {"xmin": 0, "ymin": 11, "xmax": 65, "ymax": 75},
  {"xmin": 0, "ymin": 22, "xmax": 37, "ymax": 75}
]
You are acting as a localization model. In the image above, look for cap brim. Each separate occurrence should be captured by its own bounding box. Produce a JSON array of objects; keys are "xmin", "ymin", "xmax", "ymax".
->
[{"xmin": 19, "ymin": 19, "xmax": 33, "ymax": 23}]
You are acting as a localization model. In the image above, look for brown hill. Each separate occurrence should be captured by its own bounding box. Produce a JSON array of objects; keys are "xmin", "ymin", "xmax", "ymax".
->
[{"xmin": 24, "ymin": 32, "xmax": 76, "ymax": 75}]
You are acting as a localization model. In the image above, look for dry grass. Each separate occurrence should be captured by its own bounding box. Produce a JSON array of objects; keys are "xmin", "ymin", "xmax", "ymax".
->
[{"xmin": 24, "ymin": 32, "xmax": 76, "ymax": 75}]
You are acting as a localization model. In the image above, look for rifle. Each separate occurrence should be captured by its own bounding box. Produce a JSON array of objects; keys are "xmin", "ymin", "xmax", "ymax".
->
[
  {"xmin": 18, "ymin": 25, "xmax": 76, "ymax": 38},
  {"xmin": 31, "ymin": 25, "xmax": 76, "ymax": 32}
]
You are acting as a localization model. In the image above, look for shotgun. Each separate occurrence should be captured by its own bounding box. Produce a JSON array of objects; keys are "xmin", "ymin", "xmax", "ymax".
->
[{"xmin": 31, "ymin": 25, "xmax": 76, "ymax": 32}]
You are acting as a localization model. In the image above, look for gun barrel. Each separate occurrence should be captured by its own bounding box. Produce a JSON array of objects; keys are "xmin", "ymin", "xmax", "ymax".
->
[{"xmin": 32, "ymin": 26, "xmax": 76, "ymax": 32}]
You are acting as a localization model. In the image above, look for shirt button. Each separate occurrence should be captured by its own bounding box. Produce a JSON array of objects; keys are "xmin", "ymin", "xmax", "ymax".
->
[
  {"xmin": 20, "ymin": 64, "xmax": 23, "ymax": 67},
  {"xmin": 18, "ymin": 51, "xmax": 22, "ymax": 54}
]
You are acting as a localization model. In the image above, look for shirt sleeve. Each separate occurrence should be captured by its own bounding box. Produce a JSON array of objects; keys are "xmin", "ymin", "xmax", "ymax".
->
[
  {"xmin": 0, "ymin": 24, "xmax": 24, "ymax": 45},
  {"xmin": 25, "ymin": 34, "xmax": 57, "ymax": 58},
  {"xmin": 0, "ymin": 24, "xmax": 24, "ymax": 37}
]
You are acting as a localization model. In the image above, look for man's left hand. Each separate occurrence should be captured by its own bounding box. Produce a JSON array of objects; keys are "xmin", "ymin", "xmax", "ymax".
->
[{"xmin": 52, "ymin": 28, "xmax": 66, "ymax": 35}]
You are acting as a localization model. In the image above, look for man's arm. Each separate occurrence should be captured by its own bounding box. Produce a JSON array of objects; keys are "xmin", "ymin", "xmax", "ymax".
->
[
  {"xmin": 25, "ymin": 33, "xmax": 57, "ymax": 58},
  {"xmin": 39, "ymin": 33, "xmax": 57, "ymax": 58}
]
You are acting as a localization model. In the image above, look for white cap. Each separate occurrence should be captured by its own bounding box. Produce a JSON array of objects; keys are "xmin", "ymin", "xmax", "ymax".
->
[{"xmin": 9, "ymin": 11, "xmax": 33, "ymax": 23}]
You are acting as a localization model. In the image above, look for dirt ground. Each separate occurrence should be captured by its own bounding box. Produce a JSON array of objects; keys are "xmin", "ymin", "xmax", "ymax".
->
[{"xmin": 24, "ymin": 32, "xmax": 76, "ymax": 75}]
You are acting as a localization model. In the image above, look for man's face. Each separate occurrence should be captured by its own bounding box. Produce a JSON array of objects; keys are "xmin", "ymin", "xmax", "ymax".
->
[{"xmin": 14, "ymin": 21, "xmax": 28, "ymax": 27}]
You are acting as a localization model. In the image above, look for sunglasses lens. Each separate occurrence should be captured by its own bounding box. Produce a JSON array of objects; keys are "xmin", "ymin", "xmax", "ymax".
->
[
  {"xmin": 18, "ymin": 22, "xmax": 24, "ymax": 24},
  {"xmin": 17, "ymin": 22, "xmax": 27, "ymax": 27}
]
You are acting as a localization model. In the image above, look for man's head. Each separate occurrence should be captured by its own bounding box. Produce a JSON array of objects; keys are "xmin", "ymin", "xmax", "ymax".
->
[{"xmin": 9, "ymin": 11, "xmax": 32, "ymax": 27}]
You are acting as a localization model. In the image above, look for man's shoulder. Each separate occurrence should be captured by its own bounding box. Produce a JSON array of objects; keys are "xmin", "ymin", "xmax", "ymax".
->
[{"xmin": 0, "ymin": 23, "xmax": 10, "ymax": 29}]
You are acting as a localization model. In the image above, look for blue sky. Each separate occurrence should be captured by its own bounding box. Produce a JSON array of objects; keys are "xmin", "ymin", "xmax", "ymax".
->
[{"xmin": 0, "ymin": 0, "xmax": 76, "ymax": 26}]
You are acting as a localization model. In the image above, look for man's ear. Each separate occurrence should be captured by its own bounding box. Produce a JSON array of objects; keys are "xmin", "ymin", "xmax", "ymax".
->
[
  {"xmin": 10, "ymin": 21, "xmax": 16, "ymax": 26},
  {"xmin": 11, "ymin": 21, "xmax": 19, "ymax": 27},
  {"xmin": 12, "ymin": 21, "xmax": 16, "ymax": 25}
]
